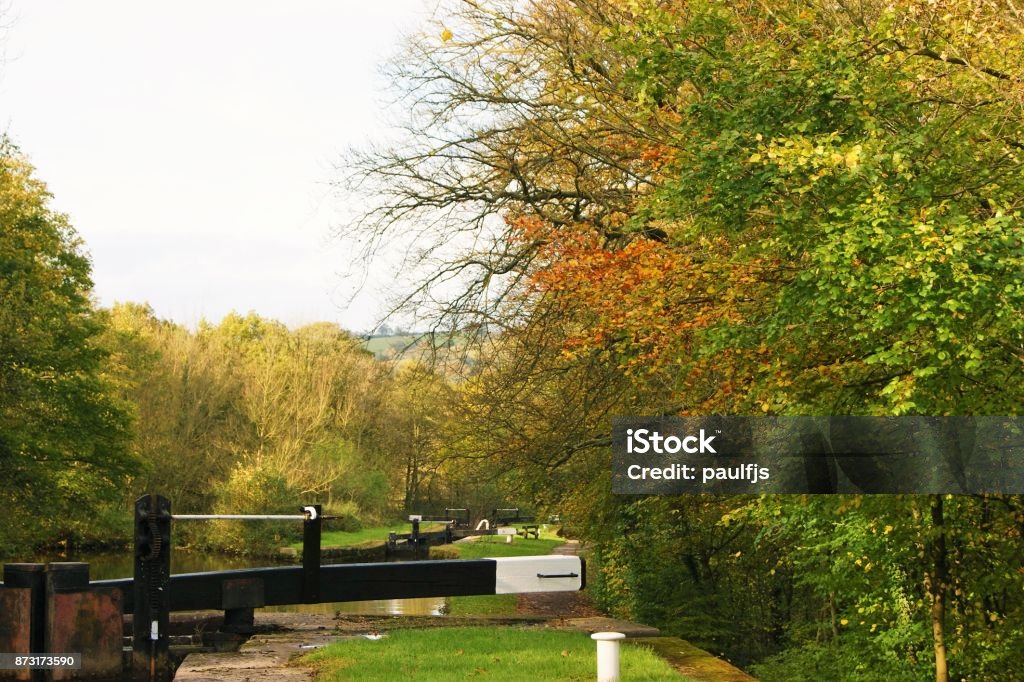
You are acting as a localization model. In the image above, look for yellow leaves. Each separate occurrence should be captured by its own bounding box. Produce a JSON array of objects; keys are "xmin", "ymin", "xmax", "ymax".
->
[
  {"xmin": 608, "ymin": 211, "xmax": 629, "ymax": 227},
  {"xmin": 844, "ymin": 144, "xmax": 863, "ymax": 170},
  {"xmin": 758, "ymin": 133, "xmax": 878, "ymax": 181}
]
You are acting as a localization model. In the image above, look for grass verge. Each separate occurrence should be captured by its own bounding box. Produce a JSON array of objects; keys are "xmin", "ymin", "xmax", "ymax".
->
[
  {"xmin": 289, "ymin": 523, "xmax": 449, "ymax": 550},
  {"xmin": 301, "ymin": 626, "xmax": 689, "ymax": 681},
  {"xmin": 450, "ymin": 535, "xmax": 564, "ymax": 559},
  {"xmin": 443, "ymin": 593, "xmax": 519, "ymax": 616}
]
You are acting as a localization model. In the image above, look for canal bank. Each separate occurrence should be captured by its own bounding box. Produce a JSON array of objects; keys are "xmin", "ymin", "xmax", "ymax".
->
[
  {"xmin": 173, "ymin": 612, "xmax": 668, "ymax": 682},
  {"xmin": 172, "ymin": 541, "xmax": 755, "ymax": 682},
  {"xmin": 170, "ymin": 606, "xmax": 754, "ymax": 680}
]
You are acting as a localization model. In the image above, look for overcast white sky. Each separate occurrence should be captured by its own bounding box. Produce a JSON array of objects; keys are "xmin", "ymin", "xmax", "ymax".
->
[{"xmin": 0, "ymin": 0, "xmax": 439, "ymax": 332}]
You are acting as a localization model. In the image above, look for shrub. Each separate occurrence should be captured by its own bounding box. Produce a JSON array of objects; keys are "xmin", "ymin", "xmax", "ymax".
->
[
  {"xmin": 205, "ymin": 463, "xmax": 302, "ymax": 554},
  {"xmin": 325, "ymin": 500, "xmax": 363, "ymax": 532}
]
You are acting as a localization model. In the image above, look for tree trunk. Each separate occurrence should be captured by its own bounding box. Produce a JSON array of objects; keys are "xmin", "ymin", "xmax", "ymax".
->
[{"xmin": 929, "ymin": 495, "xmax": 949, "ymax": 682}]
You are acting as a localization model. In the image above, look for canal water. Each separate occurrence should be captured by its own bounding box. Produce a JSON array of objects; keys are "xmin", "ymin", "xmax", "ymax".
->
[{"xmin": 1, "ymin": 550, "xmax": 446, "ymax": 616}]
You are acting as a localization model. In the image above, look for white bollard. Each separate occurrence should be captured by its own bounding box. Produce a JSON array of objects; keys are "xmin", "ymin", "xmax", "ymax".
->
[{"xmin": 591, "ymin": 631, "xmax": 626, "ymax": 682}]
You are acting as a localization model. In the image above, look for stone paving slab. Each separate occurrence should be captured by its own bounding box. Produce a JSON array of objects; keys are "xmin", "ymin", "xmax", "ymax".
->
[
  {"xmin": 174, "ymin": 623, "xmax": 336, "ymax": 681},
  {"xmin": 173, "ymin": 651, "xmax": 311, "ymax": 682},
  {"xmin": 562, "ymin": 616, "xmax": 661, "ymax": 638}
]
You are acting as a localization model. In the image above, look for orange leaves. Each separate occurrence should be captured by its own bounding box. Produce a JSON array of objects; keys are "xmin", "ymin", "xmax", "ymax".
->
[
  {"xmin": 501, "ymin": 211, "xmax": 823, "ymax": 412},
  {"xmin": 516, "ymin": 219, "xmax": 732, "ymax": 375},
  {"xmin": 505, "ymin": 215, "xmax": 553, "ymax": 244},
  {"xmin": 638, "ymin": 143, "xmax": 675, "ymax": 169}
]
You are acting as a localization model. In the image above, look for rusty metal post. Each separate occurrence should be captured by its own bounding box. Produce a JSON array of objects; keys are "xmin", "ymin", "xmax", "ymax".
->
[
  {"xmin": 44, "ymin": 563, "xmax": 122, "ymax": 681},
  {"xmin": 1, "ymin": 563, "xmax": 46, "ymax": 682}
]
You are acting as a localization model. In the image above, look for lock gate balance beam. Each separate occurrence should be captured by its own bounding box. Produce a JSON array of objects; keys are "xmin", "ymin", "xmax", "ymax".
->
[{"xmin": 91, "ymin": 554, "xmax": 585, "ymax": 614}]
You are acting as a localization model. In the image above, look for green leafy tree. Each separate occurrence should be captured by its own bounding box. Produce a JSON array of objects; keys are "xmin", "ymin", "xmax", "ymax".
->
[
  {"xmin": 0, "ymin": 139, "xmax": 135, "ymax": 554},
  {"xmin": 102, "ymin": 303, "xmax": 246, "ymax": 512},
  {"xmin": 347, "ymin": 2, "xmax": 1024, "ymax": 679},
  {"xmin": 103, "ymin": 306, "xmax": 438, "ymax": 543}
]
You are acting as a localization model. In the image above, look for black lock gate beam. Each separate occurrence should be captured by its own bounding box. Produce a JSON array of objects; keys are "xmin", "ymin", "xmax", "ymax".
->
[{"xmin": 107, "ymin": 495, "xmax": 583, "ymax": 681}]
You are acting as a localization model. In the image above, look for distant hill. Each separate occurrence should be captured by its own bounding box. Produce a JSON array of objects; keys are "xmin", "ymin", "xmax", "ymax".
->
[
  {"xmin": 362, "ymin": 334, "xmax": 420, "ymax": 359},
  {"xmin": 361, "ymin": 332, "xmax": 472, "ymax": 362}
]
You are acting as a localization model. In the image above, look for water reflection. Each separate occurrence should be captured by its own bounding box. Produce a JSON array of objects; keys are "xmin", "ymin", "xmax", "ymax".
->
[
  {"xmin": 1, "ymin": 551, "xmax": 445, "ymax": 617},
  {"xmin": 262, "ymin": 597, "xmax": 445, "ymax": 616}
]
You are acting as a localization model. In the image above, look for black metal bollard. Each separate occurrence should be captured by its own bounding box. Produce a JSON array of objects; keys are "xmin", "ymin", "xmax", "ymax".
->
[
  {"xmin": 133, "ymin": 494, "xmax": 171, "ymax": 682},
  {"xmin": 301, "ymin": 505, "xmax": 321, "ymax": 603}
]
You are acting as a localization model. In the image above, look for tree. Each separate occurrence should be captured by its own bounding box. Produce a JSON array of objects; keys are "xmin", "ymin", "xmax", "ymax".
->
[
  {"xmin": 513, "ymin": 3, "xmax": 1024, "ymax": 678},
  {"xmin": 339, "ymin": 0, "xmax": 672, "ymax": 330},
  {"xmin": 348, "ymin": 0, "xmax": 1024, "ymax": 410},
  {"xmin": 102, "ymin": 303, "xmax": 246, "ymax": 511},
  {"xmin": 103, "ymin": 306, "xmax": 437, "ymax": 537},
  {"xmin": 0, "ymin": 139, "xmax": 135, "ymax": 553},
  {"xmin": 345, "ymin": 2, "xmax": 1024, "ymax": 678},
  {"xmin": 545, "ymin": 0, "xmax": 1024, "ymax": 417}
]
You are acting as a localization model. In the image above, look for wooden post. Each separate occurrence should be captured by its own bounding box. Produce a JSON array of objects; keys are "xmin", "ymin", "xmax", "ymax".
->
[
  {"xmin": 301, "ymin": 505, "xmax": 321, "ymax": 603},
  {"xmin": 132, "ymin": 494, "xmax": 171, "ymax": 682}
]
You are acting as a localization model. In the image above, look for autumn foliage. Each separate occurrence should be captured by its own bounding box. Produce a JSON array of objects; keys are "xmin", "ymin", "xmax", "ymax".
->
[{"xmin": 351, "ymin": 0, "xmax": 1024, "ymax": 678}]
